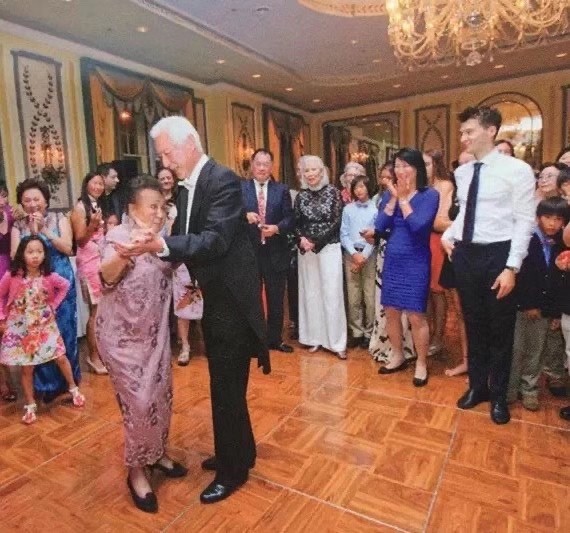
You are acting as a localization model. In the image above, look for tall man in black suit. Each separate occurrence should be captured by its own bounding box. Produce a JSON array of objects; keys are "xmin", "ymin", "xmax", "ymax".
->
[
  {"xmin": 120, "ymin": 116, "xmax": 270, "ymax": 504},
  {"xmin": 242, "ymin": 149, "xmax": 295, "ymax": 353}
]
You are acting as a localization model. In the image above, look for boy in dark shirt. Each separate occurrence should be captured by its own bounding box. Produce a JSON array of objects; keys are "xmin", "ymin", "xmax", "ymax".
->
[{"xmin": 507, "ymin": 197, "xmax": 568, "ymax": 411}]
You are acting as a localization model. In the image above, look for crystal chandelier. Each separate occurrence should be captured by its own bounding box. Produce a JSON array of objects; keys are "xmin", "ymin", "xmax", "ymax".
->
[
  {"xmin": 298, "ymin": 1, "xmax": 570, "ymax": 68},
  {"xmin": 385, "ymin": 0, "xmax": 570, "ymax": 68}
]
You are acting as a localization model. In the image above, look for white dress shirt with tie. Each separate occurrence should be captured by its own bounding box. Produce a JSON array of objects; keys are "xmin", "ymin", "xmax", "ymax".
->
[{"xmin": 442, "ymin": 150, "xmax": 536, "ymax": 270}]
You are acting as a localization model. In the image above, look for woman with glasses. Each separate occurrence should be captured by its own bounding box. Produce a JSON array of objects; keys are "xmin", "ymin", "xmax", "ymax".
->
[{"xmin": 536, "ymin": 162, "xmax": 567, "ymax": 202}]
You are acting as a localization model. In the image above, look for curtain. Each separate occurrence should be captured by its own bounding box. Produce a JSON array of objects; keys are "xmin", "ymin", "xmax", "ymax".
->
[
  {"xmin": 265, "ymin": 108, "xmax": 305, "ymax": 187},
  {"xmin": 87, "ymin": 65, "xmax": 195, "ymax": 162}
]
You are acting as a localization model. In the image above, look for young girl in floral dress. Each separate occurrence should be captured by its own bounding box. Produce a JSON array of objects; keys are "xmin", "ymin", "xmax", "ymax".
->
[{"xmin": 0, "ymin": 236, "xmax": 85, "ymax": 424}]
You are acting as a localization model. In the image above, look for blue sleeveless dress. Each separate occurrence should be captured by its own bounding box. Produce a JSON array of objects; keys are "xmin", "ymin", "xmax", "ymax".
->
[{"xmin": 15, "ymin": 213, "xmax": 80, "ymax": 396}]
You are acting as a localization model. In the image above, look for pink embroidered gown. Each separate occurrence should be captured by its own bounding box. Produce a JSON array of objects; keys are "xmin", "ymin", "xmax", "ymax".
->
[{"xmin": 95, "ymin": 222, "xmax": 173, "ymax": 467}]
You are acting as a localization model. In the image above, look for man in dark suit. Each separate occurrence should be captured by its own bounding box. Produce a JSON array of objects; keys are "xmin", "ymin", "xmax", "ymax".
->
[
  {"xmin": 242, "ymin": 149, "xmax": 295, "ymax": 353},
  {"xmin": 121, "ymin": 116, "xmax": 270, "ymax": 504}
]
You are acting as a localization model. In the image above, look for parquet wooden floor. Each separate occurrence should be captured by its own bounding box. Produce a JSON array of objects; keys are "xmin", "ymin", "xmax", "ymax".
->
[{"xmin": 1, "ymin": 318, "xmax": 569, "ymax": 532}]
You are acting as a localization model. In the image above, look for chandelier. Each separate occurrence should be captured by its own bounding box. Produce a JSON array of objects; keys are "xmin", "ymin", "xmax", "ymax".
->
[{"xmin": 298, "ymin": 1, "xmax": 570, "ymax": 68}]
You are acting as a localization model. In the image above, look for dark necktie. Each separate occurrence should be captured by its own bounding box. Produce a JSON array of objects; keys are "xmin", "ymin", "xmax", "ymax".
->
[{"xmin": 462, "ymin": 162, "xmax": 483, "ymax": 243}]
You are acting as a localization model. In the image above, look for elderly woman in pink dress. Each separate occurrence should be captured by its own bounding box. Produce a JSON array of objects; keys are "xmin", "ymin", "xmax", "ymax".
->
[
  {"xmin": 70, "ymin": 172, "xmax": 107, "ymax": 375},
  {"xmin": 96, "ymin": 175, "xmax": 186, "ymax": 514}
]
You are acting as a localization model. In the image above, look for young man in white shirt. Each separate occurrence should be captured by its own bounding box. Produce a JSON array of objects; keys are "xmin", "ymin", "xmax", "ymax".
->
[{"xmin": 441, "ymin": 106, "xmax": 536, "ymax": 424}]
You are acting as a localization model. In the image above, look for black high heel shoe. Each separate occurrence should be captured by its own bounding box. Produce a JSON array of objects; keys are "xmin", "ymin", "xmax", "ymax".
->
[
  {"xmin": 151, "ymin": 460, "xmax": 188, "ymax": 478},
  {"xmin": 127, "ymin": 475, "xmax": 158, "ymax": 513}
]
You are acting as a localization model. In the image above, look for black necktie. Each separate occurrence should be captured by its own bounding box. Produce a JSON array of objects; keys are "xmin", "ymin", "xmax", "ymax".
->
[{"xmin": 462, "ymin": 162, "xmax": 483, "ymax": 243}]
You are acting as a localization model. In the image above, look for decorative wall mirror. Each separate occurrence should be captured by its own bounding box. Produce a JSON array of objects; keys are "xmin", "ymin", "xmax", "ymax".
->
[
  {"xmin": 478, "ymin": 92, "xmax": 543, "ymax": 168},
  {"xmin": 323, "ymin": 112, "xmax": 400, "ymax": 184}
]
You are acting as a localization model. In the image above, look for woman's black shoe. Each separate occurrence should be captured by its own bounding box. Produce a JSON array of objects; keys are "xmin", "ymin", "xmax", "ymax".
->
[
  {"xmin": 378, "ymin": 360, "xmax": 408, "ymax": 374},
  {"xmin": 127, "ymin": 476, "xmax": 158, "ymax": 513},
  {"xmin": 151, "ymin": 460, "xmax": 188, "ymax": 478},
  {"xmin": 413, "ymin": 372, "xmax": 429, "ymax": 387}
]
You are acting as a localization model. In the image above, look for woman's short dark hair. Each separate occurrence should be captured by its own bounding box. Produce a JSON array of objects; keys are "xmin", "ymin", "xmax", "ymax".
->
[
  {"xmin": 557, "ymin": 166, "xmax": 570, "ymax": 190},
  {"xmin": 11, "ymin": 235, "xmax": 53, "ymax": 276},
  {"xmin": 495, "ymin": 139, "xmax": 515, "ymax": 156},
  {"xmin": 539, "ymin": 162, "xmax": 567, "ymax": 173},
  {"xmin": 536, "ymin": 196, "xmax": 569, "ymax": 222},
  {"xmin": 126, "ymin": 174, "xmax": 162, "ymax": 205},
  {"xmin": 350, "ymin": 175, "xmax": 373, "ymax": 199},
  {"xmin": 424, "ymin": 149, "xmax": 450, "ymax": 181},
  {"xmin": 79, "ymin": 172, "xmax": 103, "ymax": 224},
  {"xmin": 16, "ymin": 178, "xmax": 51, "ymax": 207},
  {"xmin": 555, "ymin": 146, "xmax": 570, "ymax": 163},
  {"xmin": 393, "ymin": 147, "xmax": 429, "ymax": 190}
]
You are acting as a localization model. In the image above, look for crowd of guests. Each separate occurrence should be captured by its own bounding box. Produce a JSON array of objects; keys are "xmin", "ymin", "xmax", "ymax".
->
[{"xmin": 1, "ymin": 109, "xmax": 570, "ymax": 512}]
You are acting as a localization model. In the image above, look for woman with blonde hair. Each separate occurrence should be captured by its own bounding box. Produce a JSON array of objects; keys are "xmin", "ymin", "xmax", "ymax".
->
[{"xmin": 295, "ymin": 155, "xmax": 347, "ymax": 358}]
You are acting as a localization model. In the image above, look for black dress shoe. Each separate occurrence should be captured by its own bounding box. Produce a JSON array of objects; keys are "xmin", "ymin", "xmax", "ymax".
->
[
  {"xmin": 347, "ymin": 337, "xmax": 362, "ymax": 349},
  {"xmin": 201, "ymin": 456, "xmax": 217, "ymax": 471},
  {"xmin": 269, "ymin": 342, "xmax": 294, "ymax": 353},
  {"xmin": 127, "ymin": 476, "xmax": 158, "ymax": 513},
  {"xmin": 360, "ymin": 337, "xmax": 370, "ymax": 350},
  {"xmin": 548, "ymin": 384, "xmax": 568, "ymax": 398},
  {"xmin": 413, "ymin": 372, "xmax": 429, "ymax": 387},
  {"xmin": 201, "ymin": 456, "xmax": 255, "ymax": 471},
  {"xmin": 490, "ymin": 400, "xmax": 510, "ymax": 425},
  {"xmin": 457, "ymin": 388, "xmax": 490, "ymax": 410},
  {"xmin": 200, "ymin": 475, "xmax": 248, "ymax": 504},
  {"xmin": 560, "ymin": 406, "xmax": 570, "ymax": 421},
  {"xmin": 151, "ymin": 460, "xmax": 188, "ymax": 478},
  {"xmin": 378, "ymin": 359, "xmax": 408, "ymax": 375}
]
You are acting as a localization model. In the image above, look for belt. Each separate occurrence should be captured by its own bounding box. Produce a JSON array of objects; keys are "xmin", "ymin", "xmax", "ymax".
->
[{"xmin": 455, "ymin": 239, "xmax": 511, "ymax": 248}]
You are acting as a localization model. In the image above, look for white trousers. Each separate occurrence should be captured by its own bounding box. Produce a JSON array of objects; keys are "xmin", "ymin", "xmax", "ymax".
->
[{"xmin": 298, "ymin": 243, "xmax": 347, "ymax": 353}]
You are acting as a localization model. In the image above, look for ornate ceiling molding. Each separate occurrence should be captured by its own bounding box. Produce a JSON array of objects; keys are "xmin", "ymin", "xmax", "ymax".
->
[
  {"xmin": 298, "ymin": 1, "xmax": 387, "ymax": 17},
  {"xmin": 129, "ymin": 0, "xmax": 303, "ymax": 81}
]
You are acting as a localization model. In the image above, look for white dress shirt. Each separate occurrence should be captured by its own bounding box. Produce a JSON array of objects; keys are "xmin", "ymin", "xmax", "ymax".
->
[
  {"xmin": 442, "ymin": 149, "xmax": 536, "ymax": 270},
  {"xmin": 181, "ymin": 154, "xmax": 210, "ymax": 233},
  {"xmin": 158, "ymin": 154, "xmax": 209, "ymax": 257}
]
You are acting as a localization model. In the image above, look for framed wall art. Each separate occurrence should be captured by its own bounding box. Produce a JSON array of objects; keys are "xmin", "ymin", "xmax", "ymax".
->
[
  {"xmin": 415, "ymin": 104, "xmax": 450, "ymax": 167},
  {"xmin": 232, "ymin": 103, "xmax": 256, "ymax": 177},
  {"xmin": 13, "ymin": 50, "xmax": 72, "ymax": 210}
]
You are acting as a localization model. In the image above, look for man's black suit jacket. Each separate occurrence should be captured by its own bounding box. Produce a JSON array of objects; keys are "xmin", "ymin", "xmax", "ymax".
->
[
  {"xmin": 241, "ymin": 179, "xmax": 294, "ymax": 272},
  {"xmin": 165, "ymin": 159, "xmax": 270, "ymax": 373}
]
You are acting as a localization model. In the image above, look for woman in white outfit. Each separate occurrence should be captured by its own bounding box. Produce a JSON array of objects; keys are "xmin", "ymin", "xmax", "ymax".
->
[{"xmin": 294, "ymin": 155, "xmax": 347, "ymax": 358}]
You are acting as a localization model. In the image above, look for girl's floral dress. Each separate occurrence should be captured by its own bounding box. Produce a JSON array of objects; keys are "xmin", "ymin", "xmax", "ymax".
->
[{"xmin": 0, "ymin": 277, "xmax": 65, "ymax": 366}]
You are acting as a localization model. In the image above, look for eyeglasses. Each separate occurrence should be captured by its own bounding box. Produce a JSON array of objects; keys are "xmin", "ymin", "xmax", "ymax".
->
[
  {"xmin": 394, "ymin": 163, "xmax": 412, "ymax": 170},
  {"xmin": 538, "ymin": 173, "xmax": 558, "ymax": 180}
]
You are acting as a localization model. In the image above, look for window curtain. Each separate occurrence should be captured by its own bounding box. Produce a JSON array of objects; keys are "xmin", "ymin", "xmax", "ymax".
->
[
  {"xmin": 325, "ymin": 125, "xmax": 352, "ymax": 185},
  {"xmin": 265, "ymin": 107, "xmax": 306, "ymax": 187},
  {"xmin": 87, "ymin": 64, "xmax": 195, "ymax": 164}
]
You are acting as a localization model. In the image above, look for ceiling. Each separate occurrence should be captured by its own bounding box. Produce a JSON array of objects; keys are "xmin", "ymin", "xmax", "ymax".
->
[{"xmin": 1, "ymin": 0, "xmax": 569, "ymax": 112}]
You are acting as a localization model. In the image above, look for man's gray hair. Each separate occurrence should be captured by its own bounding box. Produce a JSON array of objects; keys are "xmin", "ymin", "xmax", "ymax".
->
[
  {"xmin": 149, "ymin": 116, "xmax": 203, "ymax": 152},
  {"xmin": 299, "ymin": 155, "xmax": 329, "ymax": 190}
]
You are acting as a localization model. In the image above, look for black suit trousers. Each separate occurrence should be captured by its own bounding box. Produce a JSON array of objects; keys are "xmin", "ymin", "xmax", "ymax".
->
[
  {"xmin": 452, "ymin": 241, "xmax": 516, "ymax": 401},
  {"xmin": 201, "ymin": 281, "xmax": 257, "ymax": 481},
  {"xmin": 258, "ymin": 246, "xmax": 287, "ymax": 346}
]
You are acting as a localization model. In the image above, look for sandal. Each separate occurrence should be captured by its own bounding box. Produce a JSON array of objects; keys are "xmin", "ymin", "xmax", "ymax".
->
[
  {"xmin": 22, "ymin": 403, "xmax": 37, "ymax": 424},
  {"xmin": 0, "ymin": 385, "xmax": 17, "ymax": 402},
  {"xmin": 69, "ymin": 387, "xmax": 86, "ymax": 408}
]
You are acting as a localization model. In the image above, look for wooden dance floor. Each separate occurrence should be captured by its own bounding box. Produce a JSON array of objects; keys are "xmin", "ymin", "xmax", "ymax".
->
[{"xmin": 0, "ymin": 323, "xmax": 568, "ymax": 531}]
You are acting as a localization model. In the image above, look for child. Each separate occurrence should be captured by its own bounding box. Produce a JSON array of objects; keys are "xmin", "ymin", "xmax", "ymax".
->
[
  {"xmin": 0, "ymin": 236, "xmax": 85, "ymax": 423},
  {"xmin": 507, "ymin": 197, "xmax": 568, "ymax": 411},
  {"xmin": 340, "ymin": 176, "xmax": 377, "ymax": 350},
  {"xmin": 104, "ymin": 213, "xmax": 120, "ymax": 233}
]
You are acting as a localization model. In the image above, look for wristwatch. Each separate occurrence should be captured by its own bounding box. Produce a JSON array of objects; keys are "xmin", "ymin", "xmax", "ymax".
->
[{"xmin": 506, "ymin": 266, "xmax": 519, "ymax": 274}]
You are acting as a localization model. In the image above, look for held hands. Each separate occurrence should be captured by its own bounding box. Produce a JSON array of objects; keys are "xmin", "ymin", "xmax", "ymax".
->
[
  {"xmin": 112, "ymin": 228, "xmax": 163, "ymax": 258},
  {"xmin": 523, "ymin": 309, "xmax": 541, "ymax": 320},
  {"xmin": 491, "ymin": 268, "xmax": 516, "ymax": 299},
  {"xmin": 351, "ymin": 253, "xmax": 366, "ymax": 273},
  {"xmin": 360, "ymin": 228, "xmax": 376, "ymax": 245},
  {"xmin": 260, "ymin": 224, "xmax": 279, "ymax": 239},
  {"xmin": 28, "ymin": 212, "xmax": 44, "ymax": 235},
  {"xmin": 246, "ymin": 212, "xmax": 261, "ymax": 225},
  {"xmin": 299, "ymin": 236, "xmax": 315, "ymax": 252}
]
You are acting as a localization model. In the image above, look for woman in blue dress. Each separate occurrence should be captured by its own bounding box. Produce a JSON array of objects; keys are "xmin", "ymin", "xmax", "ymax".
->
[
  {"xmin": 374, "ymin": 148, "xmax": 439, "ymax": 387},
  {"xmin": 12, "ymin": 178, "xmax": 79, "ymax": 400}
]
